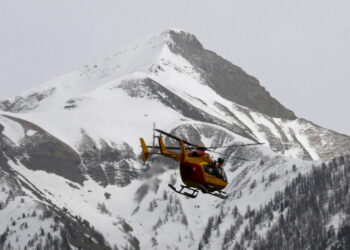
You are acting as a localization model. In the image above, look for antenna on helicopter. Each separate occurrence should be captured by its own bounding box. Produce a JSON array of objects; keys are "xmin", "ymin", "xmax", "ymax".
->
[{"xmin": 152, "ymin": 122, "xmax": 156, "ymax": 153}]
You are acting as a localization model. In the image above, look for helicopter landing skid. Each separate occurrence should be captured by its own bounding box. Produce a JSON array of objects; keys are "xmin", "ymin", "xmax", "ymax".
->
[
  {"xmin": 199, "ymin": 185, "xmax": 228, "ymax": 200},
  {"xmin": 168, "ymin": 184, "xmax": 199, "ymax": 199}
]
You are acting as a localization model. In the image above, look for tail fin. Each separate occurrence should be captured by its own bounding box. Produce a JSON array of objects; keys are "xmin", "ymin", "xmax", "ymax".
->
[
  {"xmin": 179, "ymin": 140, "xmax": 188, "ymax": 163},
  {"xmin": 158, "ymin": 136, "xmax": 168, "ymax": 155},
  {"xmin": 140, "ymin": 138, "xmax": 150, "ymax": 162},
  {"xmin": 159, "ymin": 135, "xmax": 181, "ymax": 161}
]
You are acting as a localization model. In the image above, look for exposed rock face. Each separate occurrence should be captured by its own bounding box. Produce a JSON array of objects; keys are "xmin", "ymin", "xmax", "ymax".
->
[
  {"xmin": 0, "ymin": 124, "xmax": 15, "ymax": 173},
  {"xmin": 168, "ymin": 30, "xmax": 296, "ymax": 120},
  {"xmin": 77, "ymin": 130, "xmax": 139, "ymax": 187},
  {"xmin": 296, "ymin": 119, "xmax": 350, "ymax": 159},
  {"xmin": 0, "ymin": 87, "xmax": 56, "ymax": 113},
  {"xmin": 1, "ymin": 114, "xmax": 141, "ymax": 187},
  {"xmin": 117, "ymin": 77, "xmax": 256, "ymax": 141},
  {"xmin": 0, "ymin": 115, "xmax": 85, "ymax": 184}
]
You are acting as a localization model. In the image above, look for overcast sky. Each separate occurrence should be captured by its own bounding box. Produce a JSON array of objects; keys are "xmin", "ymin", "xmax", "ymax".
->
[{"xmin": 0, "ymin": 0, "xmax": 349, "ymax": 135}]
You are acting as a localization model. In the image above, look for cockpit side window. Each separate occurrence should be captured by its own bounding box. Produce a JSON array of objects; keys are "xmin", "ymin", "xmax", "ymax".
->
[
  {"xmin": 203, "ymin": 164, "xmax": 227, "ymax": 181},
  {"xmin": 217, "ymin": 168, "xmax": 224, "ymax": 179},
  {"xmin": 189, "ymin": 152, "xmax": 198, "ymax": 157},
  {"xmin": 203, "ymin": 165, "xmax": 213, "ymax": 175},
  {"xmin": 222, "ymin": 170, "xmax": 227, "ymax": 182}
]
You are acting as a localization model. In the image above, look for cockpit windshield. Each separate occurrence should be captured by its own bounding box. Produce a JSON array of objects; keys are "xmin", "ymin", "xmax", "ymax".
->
[{"xmin": 203, "ymin": 164, "xmax": 227, "ymax": 182}]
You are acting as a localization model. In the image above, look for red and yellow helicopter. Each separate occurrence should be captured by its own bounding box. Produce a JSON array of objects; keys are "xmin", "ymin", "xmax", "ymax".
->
[{"xmin": 140, "ymin": 128, "xmax": 262, "ymax": 199}]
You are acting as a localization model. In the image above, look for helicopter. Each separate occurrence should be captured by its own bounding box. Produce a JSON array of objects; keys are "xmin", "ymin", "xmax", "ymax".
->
[{"xmin": 140, "ymin": 128, "xmax": 263, "ymax": 199}]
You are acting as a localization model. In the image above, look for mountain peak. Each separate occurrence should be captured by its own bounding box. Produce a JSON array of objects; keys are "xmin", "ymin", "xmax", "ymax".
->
[
  {"xmin": 162, "ymin": 29, "xmax": 296, "ymax": 119},
  {"xmin": 1, "ymin": 28, "xmax": 295, "ymax": 120},
  {"xmin": 165, "ymin": 28, "xmax": 204, "ymax": 50}
]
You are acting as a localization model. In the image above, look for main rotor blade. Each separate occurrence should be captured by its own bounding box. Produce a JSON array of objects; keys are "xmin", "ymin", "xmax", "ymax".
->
[
  {"xmin": 146, "ymin": 146, "xmax": 185, "ymax": 149},
  {"xmin": 206, "ymin": 149, "xmax": 248, "ymax": 161},
  {"xmin": 143, "ymin": 145, "xmax": 197, "ymax": 151},
  {"xmin": 144, "ymin": 146, "xmax": 182, "ymax": 150},
  {"xmin": 154, "ymin": 129, "xmax": 205, "ymax": 149},
  {"xmin": 207, "ymin": 142, "xmax": 264, "ymax": 149},
  {"xmin": 230, "ymin": 156, "xmax": 249, "ymax": 161}
]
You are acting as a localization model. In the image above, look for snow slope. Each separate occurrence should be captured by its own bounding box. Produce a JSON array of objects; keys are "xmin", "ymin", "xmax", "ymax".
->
[{"xmin": 0, "ymin": 116, "xmax": 315, "ymax": 249}]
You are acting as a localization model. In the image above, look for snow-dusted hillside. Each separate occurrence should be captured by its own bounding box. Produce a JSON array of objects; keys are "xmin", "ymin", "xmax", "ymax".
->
[
  {"xmin": 0, "ymin": 113, "xmax": 315, "ymax": 249},
  {"xmin": 1, "ymin": 29, "xmax": 350, "ymax": 249}
]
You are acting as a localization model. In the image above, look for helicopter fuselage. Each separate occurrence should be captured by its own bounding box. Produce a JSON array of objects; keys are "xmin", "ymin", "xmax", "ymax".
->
[
  {"xmin": 180, "ymin": 153, "xmax": 228, "ymax": 191},
  {"xmin": 140, "ymin": 133, "xmax": 228, "ymax": 197},
  {"xmin": 140, "ymin": 128, "xmax": 261, "ymax": 199}
]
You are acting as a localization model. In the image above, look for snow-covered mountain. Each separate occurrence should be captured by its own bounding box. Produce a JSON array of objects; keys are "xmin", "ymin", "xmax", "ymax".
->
[{"xmin": 1, "ymin": 29, "xmax": 349, "ymax": 249}]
